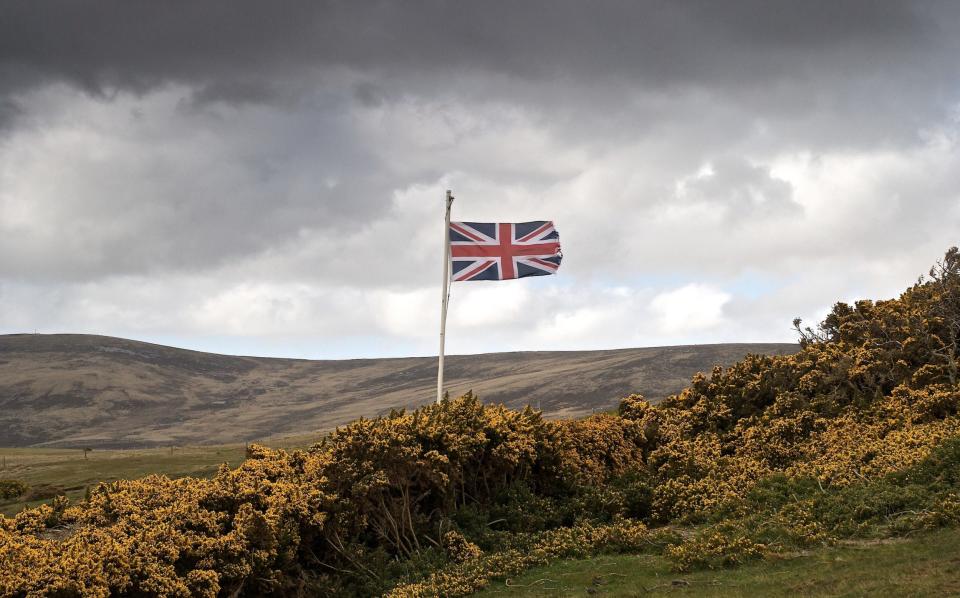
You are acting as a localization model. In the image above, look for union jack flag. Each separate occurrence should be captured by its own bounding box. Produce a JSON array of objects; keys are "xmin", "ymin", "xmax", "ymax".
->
[{"xmin": 449, "ymin": 221, "xmax": 562, "ymax": 281}]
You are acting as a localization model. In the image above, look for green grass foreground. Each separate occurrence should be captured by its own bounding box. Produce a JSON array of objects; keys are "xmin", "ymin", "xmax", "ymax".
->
[{"xmin": 477, "ymin": 527, "xmax": 960, "ymax": 597}]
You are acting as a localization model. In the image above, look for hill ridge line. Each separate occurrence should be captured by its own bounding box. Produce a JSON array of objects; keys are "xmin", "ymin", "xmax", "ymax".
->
[
  {"xmin": 1, "ymin": 332, "xmax": 790, "ymax": 362},
  {"xmin": 0, "ymin": 333, "xmax": 796, "ymax": 448}
]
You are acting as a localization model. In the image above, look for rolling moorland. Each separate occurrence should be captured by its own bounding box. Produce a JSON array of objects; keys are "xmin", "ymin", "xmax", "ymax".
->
[
  {"xmin": 2, "ymin": 249, "xmax": 960, "ymax": 596},
  {"xmin": 0, "ymin": 335, "xmax": 795, "ymax": 448}
]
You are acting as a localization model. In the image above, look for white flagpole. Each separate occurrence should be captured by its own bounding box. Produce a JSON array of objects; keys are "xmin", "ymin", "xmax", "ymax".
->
[{"xmin": 437, "ymin": 189, "xmax": 454, "ymax": 404}]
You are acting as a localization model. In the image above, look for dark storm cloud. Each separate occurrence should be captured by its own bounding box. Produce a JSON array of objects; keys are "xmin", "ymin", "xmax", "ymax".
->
[
  {"xmin": 188, "ymin": 81, "xmax": 284, "ymax": 108},
  {"xmin": 4, "ymin": 1, "xmax": 959, "ymax": 159},
  {"xmin": 0, "ymin": 88, "xmax": 408, "ymax": 281},
  {"xmin": 3, "ymin": 0, "xmax": 960, "ymax": 356},
  {"xmin": 1, "ymin": 1, "xmax": 953, "ymax": 100},
  {"xmin": 0, "ymin": 98, "xmax": 21, "ymax": 131}
]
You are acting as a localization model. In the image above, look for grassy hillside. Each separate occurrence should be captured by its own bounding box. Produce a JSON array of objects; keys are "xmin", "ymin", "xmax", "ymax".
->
[{"xmin": 0, "ymin": 336, "xmax": 794, "ymax": 447}]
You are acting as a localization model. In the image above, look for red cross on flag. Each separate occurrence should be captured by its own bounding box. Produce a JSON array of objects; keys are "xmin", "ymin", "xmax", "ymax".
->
[{"xmin": 448, "ymin": 221, "xmax": 562, "ymax": 281}]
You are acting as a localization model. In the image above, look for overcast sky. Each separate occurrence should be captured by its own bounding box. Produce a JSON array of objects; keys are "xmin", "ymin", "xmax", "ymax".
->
[{"xmin": 2, "ymin": 1, "xmax": 960, "ymax": 359}]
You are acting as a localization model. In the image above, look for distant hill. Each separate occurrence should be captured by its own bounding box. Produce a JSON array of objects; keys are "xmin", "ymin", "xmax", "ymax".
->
[{"xmin": 0, "ymin": 334, "xmax": 796, "ymax": 448}]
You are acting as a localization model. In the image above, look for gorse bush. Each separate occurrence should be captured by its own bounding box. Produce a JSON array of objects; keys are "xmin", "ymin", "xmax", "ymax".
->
[
  {"xmin": 2, "ymin": 249, "xmax": 960, "ymax": 596},
  {"xmin": 385, "ymin": 519, "xmax": 653, "ymax": 598},
  {"xmin": 0, "ymin": 480, "xmax": 27, "ymax": 501}
]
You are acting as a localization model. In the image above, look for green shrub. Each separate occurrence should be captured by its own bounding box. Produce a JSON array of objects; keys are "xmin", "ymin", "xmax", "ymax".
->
[
  {"xmin": 0, "ymin": 480, "xmax": 27, "ymax": 500},
  {"xmin": 665, "ymin": 527, "xmax": 765, "ymax": 572}
]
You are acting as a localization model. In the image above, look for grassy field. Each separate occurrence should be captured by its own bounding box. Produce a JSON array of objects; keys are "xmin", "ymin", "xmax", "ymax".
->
[
  {"xmin": 475, "ymin": 528, "xmax": 960, "ymax": 597},
  {"xmin": 0, "ymin": 430, "xmax": 347, "ymax": 516},
  {"xmin": 0, "ymin": 444, "xmax": 254, "ymax": 516},
  {"xmin": 0, "ymin": 431, "xmax": 331, "ymax": 515}
]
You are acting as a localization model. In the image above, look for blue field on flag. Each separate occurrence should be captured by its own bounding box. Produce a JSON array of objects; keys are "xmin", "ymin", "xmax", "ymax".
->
[{"xmin": 449, "ymin": 221, "xmax": 562, "ymax": 281}]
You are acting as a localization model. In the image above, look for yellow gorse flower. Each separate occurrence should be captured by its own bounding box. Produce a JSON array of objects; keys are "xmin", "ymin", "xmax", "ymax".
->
[{"xmin": 2, "ymin": 248, "xmax": 960, "ymax": 595}]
